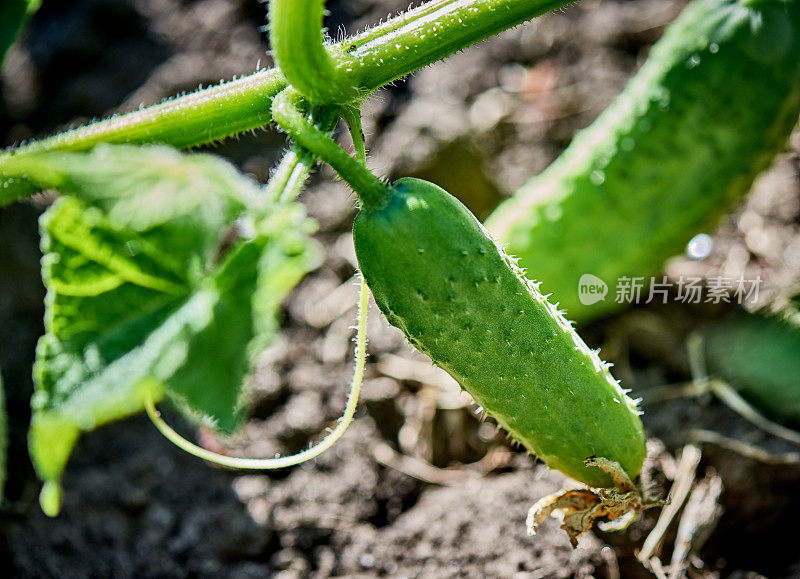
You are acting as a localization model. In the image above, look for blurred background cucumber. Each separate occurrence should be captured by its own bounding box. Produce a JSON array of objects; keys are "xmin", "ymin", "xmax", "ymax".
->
[{"xmin": 486, "ymin": 0, "xmax": 800, "ymax": 322}]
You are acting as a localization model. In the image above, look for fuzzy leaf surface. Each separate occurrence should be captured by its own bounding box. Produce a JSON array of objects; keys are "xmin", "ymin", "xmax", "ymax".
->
[{"xmin": 23, "ymin": 145, "xmax": 319, "ymax": 509}]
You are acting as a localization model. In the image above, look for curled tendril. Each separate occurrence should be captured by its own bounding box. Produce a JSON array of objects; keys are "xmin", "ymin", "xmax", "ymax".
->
[{"xmin": 145, "ymin": 274, "xmax": 370, "ymax": 469}]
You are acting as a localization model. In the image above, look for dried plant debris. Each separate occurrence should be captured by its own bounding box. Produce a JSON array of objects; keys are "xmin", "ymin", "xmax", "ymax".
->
[{"xmin": 527, "ymin": 456, "xmax": 661, "ymax": 547}]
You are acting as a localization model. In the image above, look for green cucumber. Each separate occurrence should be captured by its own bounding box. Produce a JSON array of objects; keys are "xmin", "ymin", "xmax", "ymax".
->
[
  {"xmin": 269, "ymin": 89, "xmax": 646, "ymax": 488},
  {"xmin": 486, "ymin": 0, "xmax": 800, "ymax": 321},
  {"xmin": 354, "ymin": 178, "xmax": 646, "ymax": 488},
  {"xmin": 703, "ymin": 310, "xmax": 800, "ymax": 425}
]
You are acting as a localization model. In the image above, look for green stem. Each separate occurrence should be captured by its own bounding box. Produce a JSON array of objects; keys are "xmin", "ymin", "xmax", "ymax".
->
[
  {"xmin": 346, "ymin": 0, "xmax": 573, "ymax": 91},
  {"xmin": 265, "ymin": 110, "xmax": 340, "ymax": 202},
  {"xmin": 271, "ymin": 89, "xmax": 391, "ymax": 209},
  {"xmin": 264, "ymin": 149, "xmax": 313, "ymax": 203},
  {"xmin": 6, "ymin": 69, "xmax": 285, "ymax": 155},
  {"xmin": 269, "ymin": 0, "xmax": 359, "ymax": 104},
  {"xmin": 3, "ymin": 0, "xmax": 570, "ymax": 160},
  {"xmin": 341, "ymin": 106, "xmax": 367, "ymax": 165}
]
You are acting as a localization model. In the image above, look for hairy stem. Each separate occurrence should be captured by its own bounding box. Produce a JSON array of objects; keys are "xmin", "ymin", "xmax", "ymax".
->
[
  {"xmin": 5, "ymin": 69, "xmax": 285, "ymax": 155},
  {"xmin": 271, "ymin": 89, "xmax": 391, "ymax": 209},
  {"xmin": 345, "ymin": 0, "xmax": 573, "ymax": 91},
  {"xmin": 341, "ymin": 106, "xmax": 368, "ymax": 165},
  {"xmin": 3, "ymin": 0, "xmax": 572, "ymax": 158},
  {"xmin": 270, "ymin": 0, "xmax": 358, "ymax": 104},
  {"xmin": 264, "ymin": 149, "xmax": 314, "ymax": 203},
  {"xmin": 264, "ymin": 110, "xmax": 340, "ymax": 202}
]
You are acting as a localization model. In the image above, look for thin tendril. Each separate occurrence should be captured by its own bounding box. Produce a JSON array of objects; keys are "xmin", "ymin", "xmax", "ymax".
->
[{"xmin": 144, "ymin": 274, "xmax": 370, "ymax": 469}]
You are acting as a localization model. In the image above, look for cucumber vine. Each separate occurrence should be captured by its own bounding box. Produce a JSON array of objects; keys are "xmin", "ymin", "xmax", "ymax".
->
[
  {"xmin": 0, "ymin": 0, "xmax": 797, "ymax": 553},
  {"xmin": 1, "ymin": 0, "xmax": 587, "ymax": 520},
  {"xmin": 0, "ymin": 0, "xmax": 573, "ymax": 185}
]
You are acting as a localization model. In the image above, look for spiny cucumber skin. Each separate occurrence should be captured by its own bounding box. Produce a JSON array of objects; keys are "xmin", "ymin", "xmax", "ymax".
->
[
  {"xmin": 704, "ymin": 312, "xmax": 800, "ymax": 425},
  {"xmin": 354, "ymin": 178, "xmax": 646, "ymax": 488},
  {"xmin": 486, "ymin": 0, "xmax": 800, "ymax": 322}
]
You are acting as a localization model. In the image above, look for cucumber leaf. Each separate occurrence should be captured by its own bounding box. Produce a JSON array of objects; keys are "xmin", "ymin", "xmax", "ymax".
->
[{"xmin": 20, "ymin": 145, "xmax": 319, "ymax": 515}]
